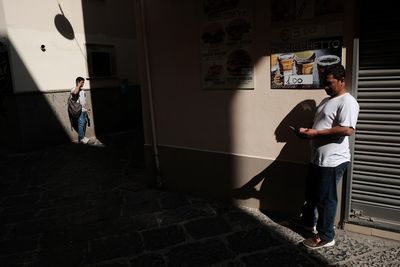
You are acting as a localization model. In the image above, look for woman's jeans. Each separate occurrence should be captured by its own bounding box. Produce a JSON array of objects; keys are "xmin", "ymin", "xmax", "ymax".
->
[
  {"xmin": 301, "ymin": 161, "xmax": 349, "ymax": 241},
  {"xmin": 78, "ymin": 111, "xmax": 87, "ymax": 141}
]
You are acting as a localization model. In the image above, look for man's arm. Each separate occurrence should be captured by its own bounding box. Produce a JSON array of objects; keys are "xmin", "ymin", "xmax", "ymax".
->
[
  {"xmin": 71, "ymin": 86, "xmax": 79, "ymax": 95},
  {"xmin": 298, "ymin": 126, "xmax": 354, "ymax": 139}
]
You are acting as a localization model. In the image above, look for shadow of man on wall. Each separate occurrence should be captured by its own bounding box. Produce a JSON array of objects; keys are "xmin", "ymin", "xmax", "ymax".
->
[{"xmin": 233, "ymin": 99, "xmax": 316, "ymax": 222}]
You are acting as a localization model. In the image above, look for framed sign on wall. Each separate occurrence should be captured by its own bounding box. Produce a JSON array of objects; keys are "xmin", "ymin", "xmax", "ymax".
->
[
  {"xmin": 200, "ymin": 0, "xmax": 254, "ymax": 90},
  {"xmin": 271, "ymin": 37, "xmax": 343, "ymax": 89}
]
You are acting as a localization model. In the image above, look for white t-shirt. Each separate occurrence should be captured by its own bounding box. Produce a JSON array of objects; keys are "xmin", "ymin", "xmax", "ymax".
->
[
  {"xmin": 71, "ymin": 88, "xmax": 88, "ymax": 112},
  {"xmin": 310, "ymin": 93, "xmax": 359, "ymax": 167}
]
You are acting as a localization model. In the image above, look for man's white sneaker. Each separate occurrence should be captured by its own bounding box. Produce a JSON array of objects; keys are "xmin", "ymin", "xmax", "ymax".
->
[
  {"xmin": 80, "ymin": 137, "xmax": 90, "ymax": 144},
  {"xmin": 303, "ymin": 234, "xmax": 335, "ymax": 249}
]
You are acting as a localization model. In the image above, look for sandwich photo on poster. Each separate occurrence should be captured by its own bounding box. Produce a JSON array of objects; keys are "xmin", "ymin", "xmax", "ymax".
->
[{"xmin": 200, "ymin": 0, "xmax": 254, "ymax": 89}]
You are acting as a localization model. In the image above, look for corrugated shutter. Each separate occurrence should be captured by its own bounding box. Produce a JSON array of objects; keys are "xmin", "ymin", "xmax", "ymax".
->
[{"xmin": 348, "ymin": 2, "xmax": 400, "ymax": 231}]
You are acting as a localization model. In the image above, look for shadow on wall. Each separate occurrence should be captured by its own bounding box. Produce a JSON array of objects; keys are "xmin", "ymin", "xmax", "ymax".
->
[
  {"xmin": 0, "ymin": 40, "xmax": 12, "ymax": 116},
  {"xmin": 0, "ymin": 6, "xmax": 143, "ymax": 155},
  {"xmin": 0, "ymin": 37, "xmax": 72, "ymax": 150},
  {"xmin": 50, "ymin": 1, "xmax": 145, "ymax": 161},
  {"xmin": 118, "ymin": 0, "xmax": 237, "ymax": 190},
  {"xmin": 1, "ymin": 3, "xmax": 93, "ymax": 150},
  {"xmin": 89, "ymin": 83, "xmax": 144, "ymax": 146},
  {"xmin": 233, "ymin": 99, "xmax": 317, "ymax": 221},
  {"xmin": 80, "ymin": 0, "xmax": 143, "ymax": 148}
]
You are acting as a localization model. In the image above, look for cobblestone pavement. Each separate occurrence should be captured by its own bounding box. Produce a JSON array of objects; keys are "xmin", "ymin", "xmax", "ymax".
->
[{"xmin": 0, "ymin": 143, "xmax": 399, "ymax": 267}]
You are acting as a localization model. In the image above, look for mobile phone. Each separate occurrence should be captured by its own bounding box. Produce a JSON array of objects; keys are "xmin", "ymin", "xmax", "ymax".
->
[{"xmin": 289, "ymin": 125, "xmax": 299, "ymax": 133}]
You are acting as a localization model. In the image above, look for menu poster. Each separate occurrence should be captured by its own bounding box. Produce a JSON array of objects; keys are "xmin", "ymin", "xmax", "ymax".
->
[
  {"xmin": 201, "ymin": 0, "xmax": 254, "ymax": 89},
  {"xmin": 271, "ymin": 37, "xmax": 342, "ymax": 89},
  {"xmin": 271, "ymin": 0, "xmax": 344, "ymax": 23}
]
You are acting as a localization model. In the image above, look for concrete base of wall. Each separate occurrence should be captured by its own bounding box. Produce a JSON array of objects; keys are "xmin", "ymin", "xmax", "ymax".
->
[
  {"xmin": 145, "ymin": 144, "xmax": 311, "ymax": 221},
  {"xmin": 0, "ymin": 93, "xmax": 18, "ymax": 147},
  {"xmin": 90, "ymin": 85, "xmax": 143, "ymax": 138},
  {"xmin": 344, "ymin": 223, "xmax": 400, "ymax": 241},
  {"xmin": 0, "ymin": 91, "xmax": 86, "ymax": 150},
  {"xmin": 0, "ymin": 85, "xmax": 143, "ymax": 150}
]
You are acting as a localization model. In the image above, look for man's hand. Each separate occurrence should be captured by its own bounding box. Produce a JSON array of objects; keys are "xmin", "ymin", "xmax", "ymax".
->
[
  {"xmin": 298, "ymin": 128, "xmax": 319, "ymax": 139},
  {"xmin": 298, "ymin": 126, "xmax": 354, "ymax": 139}
]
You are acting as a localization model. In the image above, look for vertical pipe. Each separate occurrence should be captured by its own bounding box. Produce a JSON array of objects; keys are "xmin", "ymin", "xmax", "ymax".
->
[{"xmin": 137, "ymin": 0, "xmax": 163, "ymax": 188}]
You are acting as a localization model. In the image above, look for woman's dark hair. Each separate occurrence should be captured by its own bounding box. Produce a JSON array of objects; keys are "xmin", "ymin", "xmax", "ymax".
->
[{"xmin": 325, "ymin": 64, "xmax": 345, "ymax": 81}]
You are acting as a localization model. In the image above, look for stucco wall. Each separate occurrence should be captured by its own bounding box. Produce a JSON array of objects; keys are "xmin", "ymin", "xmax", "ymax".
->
[
  {"xmin": 1, "ymin": 0, "xmax": 139, "ymax": 93},
  {"xmin": 138, "ymin": 0, "xmax": 352, "ymax": 219},
  {"xmin": 0, "ymin": 0, "xmax": 141, "ymax": 148},
  {"xmin": 140, "ymin": 0, "xmax": 347, "ymax": 163}
]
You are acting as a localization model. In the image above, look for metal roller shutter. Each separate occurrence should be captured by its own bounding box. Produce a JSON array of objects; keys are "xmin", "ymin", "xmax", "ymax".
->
[{"xmin": 348, "ymin": 2, "xmax": 400, "ymax": 231}]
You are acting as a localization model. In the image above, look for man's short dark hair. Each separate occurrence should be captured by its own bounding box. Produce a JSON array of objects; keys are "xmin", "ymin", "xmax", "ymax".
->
[
  {"xmin": 325, "ymin": 64, "xmax": 345, "ymax": 81},
  {"xmin": 76, "ymin": 77, "xmax": 85, "ymax": 84}
]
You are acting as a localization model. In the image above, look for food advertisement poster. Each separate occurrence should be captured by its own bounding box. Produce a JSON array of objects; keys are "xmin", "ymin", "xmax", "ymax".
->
[
  {"xmin": 271, "ymin": 0, "xmax": 344, "ymax": 23},
  {"xmin": 271, "ymin": 37, "xmax": 342, "ymax": 89},
  {"xmin": 201, "ymin": 0, "xmax": 254, "ymax": 89}
]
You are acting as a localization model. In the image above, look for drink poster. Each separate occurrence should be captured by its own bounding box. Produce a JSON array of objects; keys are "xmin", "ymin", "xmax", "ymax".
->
[
  {"xmin": 201, "ymin": 0, "xmax": 254, "ymax": 89},
  {"xmin": 271, "ymin": 37, "xmax": 342, "ymax": 89}
]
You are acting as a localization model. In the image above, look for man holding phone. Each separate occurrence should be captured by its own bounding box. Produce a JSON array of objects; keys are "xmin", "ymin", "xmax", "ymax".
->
[{"xmin": 296, "ymin": 64, "xmax": 359, "ymax": 249}]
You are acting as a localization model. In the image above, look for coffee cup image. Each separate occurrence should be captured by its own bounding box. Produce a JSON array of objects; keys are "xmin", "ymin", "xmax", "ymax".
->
[
  {"xmin": 271, "ymin": 54, "xmax": 278, "ymax": 67},
  {"xmin": 316, "ymin": 55, "xmax": 340, "ymax": 86},
  {"xmin": 271, "ymin": 64, "xmax": 283, "ymax": 86},
  {"xmin": 278, "ymin": 53, "xmax": 295, "ymax": 75},
  {"xmin": 294, "ymin": 51, "xmax": 316, "ymax": 75}
]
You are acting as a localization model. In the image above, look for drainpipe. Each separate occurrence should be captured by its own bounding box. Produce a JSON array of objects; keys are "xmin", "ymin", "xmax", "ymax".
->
[{"xmin": 138, "ymin": 0, "xmax": 163, "ymax": 188}]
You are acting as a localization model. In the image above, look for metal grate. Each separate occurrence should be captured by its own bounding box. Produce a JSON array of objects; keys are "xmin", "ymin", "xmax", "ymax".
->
[{"xmin": 349, "ymin": 2, "xmax": 400, "ymax": 231}]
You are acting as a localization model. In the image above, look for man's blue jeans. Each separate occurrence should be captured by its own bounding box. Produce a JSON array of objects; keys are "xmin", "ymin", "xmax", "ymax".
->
[
  {"xmin": 78, "ymin": 111, "xmax": 87, "ymax": 141},
  {"xmin": 301, "ymin": 161, "xmax": 349, "ymax": 242}
]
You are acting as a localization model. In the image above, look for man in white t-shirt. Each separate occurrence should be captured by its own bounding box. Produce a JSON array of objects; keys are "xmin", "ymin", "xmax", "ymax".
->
[
  {"xmin": 71, "ymin": 77, "xmax": 91, "ymax": 144},
  {"xmin": 297, "ymin": 64, "xmax": 359, "ymax": 249}
]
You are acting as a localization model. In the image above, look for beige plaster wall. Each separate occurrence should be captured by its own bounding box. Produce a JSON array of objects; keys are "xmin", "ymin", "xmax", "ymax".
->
[
  {"xmin": 140, "ymin": 0, "xmax": 347, "ymax": 164},
  {"xmin": 137, "ymin": 0, "xmax": 357, "ymax": 223},
  {"xmin": 2, "ymin": 0, "xmax": 87, "ymax": 92},
  {"xmin": 0, "ymin": 0, "xmax": 7, "ymax": 36},
  {"xmin": 0, "ymin": 0, "xmax": 140, "ymax": 148},
  {"xmin": 1, "ymin": 0, "xmax": 139, "ymax": 93}
]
